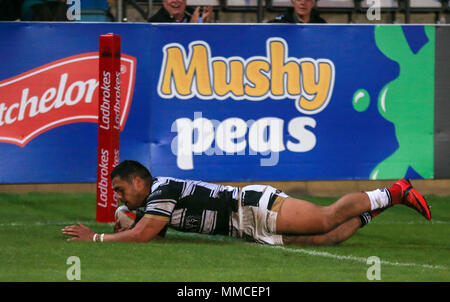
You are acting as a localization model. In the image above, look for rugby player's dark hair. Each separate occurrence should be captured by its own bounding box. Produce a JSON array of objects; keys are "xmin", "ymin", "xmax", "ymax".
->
[{"xmin": 110, "ymin": 160, "xmax": 153, "ymax": 185}]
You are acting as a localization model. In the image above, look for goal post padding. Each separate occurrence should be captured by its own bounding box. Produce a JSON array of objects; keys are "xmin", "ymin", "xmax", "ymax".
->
[{"xmin": 96, "ymin": 33, "xmax": 121, "ymax": 223}]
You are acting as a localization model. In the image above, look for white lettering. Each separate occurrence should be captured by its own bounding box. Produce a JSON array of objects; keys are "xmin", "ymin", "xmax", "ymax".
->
[
  {"xmin": 99, "ymin": 71, "xmax": 111, "ymax": 130},
  {"xmin": 66, "ymin": 0, "xmax": 81, "ymax": 21},
  {"xmin": 248, "ymin": 117, "xmax": 285, "ymax": 154},
  {"xmin": 97, "ymin": 148, "xmax": 109, "ymax": 208},
  {"xmin": 18, "ymin": 88, "xmax": 39, "ymax": 121},
  {"xmin": 66, "ymin": 256, "xmax": 81, "ymax": 281},
  {"xmin": 0, "ymin": 73, "xmax": 101, "ymax": 128},
  {"xmin": 367, "ymin": 0, "xmax": 381, "ymax": 21},
  {"xmin": 5, "ymin": 103, "xmax": 19, "ymax": 125},
  {"xmin": 172, "ymin": 116, "xmax": 215, "ymax": 170},
  {"xmin": 39, "ymin": 88, "xmax": 57, "ymax": 113},
  {"xmin": 171, "ymin": 113, "xmax": 317, "ymax": 170},
  {"xmin": 215, "ymin": 118, "xmax": 247, "ymax": 154},
  {"xmin": 367, "ymin": 256, "xmax": 381, "ymax": 280},
  {"xmin": 177, "ymin": 286, "xmax": 211, "ymax": 299},
  {"xmin": 286, "ymin": 117, "xmax": 316, "ymax": 152},
  {"xmin": 54, "ymin": 73, "xmax": 68, "ymax": 109},
  {"xmin": 64, "ymin": 80, "xmax": 86, "ymax": 106},
  {"xmin": 221, "ymin": 286, "xmax": 270, "ymax": 297}
]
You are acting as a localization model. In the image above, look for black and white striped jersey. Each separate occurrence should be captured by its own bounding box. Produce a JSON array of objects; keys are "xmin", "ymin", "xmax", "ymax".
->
[{"xmin": 144, "ymin": 177, "xmax": 240, "ymax": 236}]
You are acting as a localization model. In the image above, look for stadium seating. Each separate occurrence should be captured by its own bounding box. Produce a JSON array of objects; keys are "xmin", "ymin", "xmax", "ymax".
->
[
  {"xmin": 410, "ymin": 0, "xmax": 444, "ymax": 8},
  {"xmin": 140, "ymin": 0, "xmax": 222, "ymax": 7},
  {"xmin": 267, "ymin": 0, "xmax": 355, "ymax": 22},
  {"xmin": 222, "ymin": 0, "xmax": 266, "ymax": 22},
  {"xmin": 318, "ymin": 0, "xmax": 355, "ymax": 8},
  {"xmin": 359, "ymin": 0, "xmax": 399, "ymax": 9},
  {"xmin": 407, "ymin": 0, "xmax": 448, "ymax": 23},
  {"xmin": 188, "ymin": 0, "xmax": 221, "ymax": 5},
  {"xmin": 225, "ymin": 0, "xmax": 265, "ymax": 8},
  {"xmin": 268, "ymin": 1, "xmax": 355, "ymax": 14},
  {"xmin": 79, "ymin": 0, "xmax": 114, "ymax": 21},
  {"xmin": 130, "ymin": 0, "xmax": 449, "ymax": 23},
  {"xmin": 358, "ymin": 0, "xmax": 399, "ymax": 23},
  {"xmin": 131, "ymin": 0, "xmax": 222, "ymax": 21},
  {"xmin": 268, "ymin": 0, "xmax": 355, "ymax": 10}
]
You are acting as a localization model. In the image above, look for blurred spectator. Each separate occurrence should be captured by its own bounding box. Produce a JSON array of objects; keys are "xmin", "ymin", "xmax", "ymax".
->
[
  {"xmin": 0, "ymin": 0, "xmax": 23, "ymax": 21},
  {"xmin": 148, "ymin": 0, "xmax": 214, "ymax": 23},
  {"xmin": 21, "ymin": 0, "xmax": 69, "ymax": 21},
  {"xmin": 268, "ymin": 0, "xmax": 326, "ymax": 23}
]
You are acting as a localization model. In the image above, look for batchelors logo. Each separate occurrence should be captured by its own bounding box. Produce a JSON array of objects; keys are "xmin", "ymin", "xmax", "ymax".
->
[{"xmin": 0, "ymin": 52, "xmax": 136, "ymax": 147}]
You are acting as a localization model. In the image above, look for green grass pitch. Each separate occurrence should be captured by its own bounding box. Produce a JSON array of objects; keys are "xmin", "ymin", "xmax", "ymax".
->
[{"xmin": 0, "ymin": 192, "xmax": 449, "ymax": 282}]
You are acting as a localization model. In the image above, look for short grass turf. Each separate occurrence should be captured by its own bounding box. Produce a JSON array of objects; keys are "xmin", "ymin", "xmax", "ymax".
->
[{"xmin": 0, "ymin": 193, "xmax": 449, "ymax": 282}]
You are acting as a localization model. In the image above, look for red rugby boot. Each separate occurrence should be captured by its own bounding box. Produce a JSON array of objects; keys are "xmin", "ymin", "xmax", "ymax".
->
[
  {"xmin": 389, "ymin": 179, "xmax": 431, "ymax": 220},
  {"xmin": 369, "ymin": 208, "xmax": 385, "ymax": 219}
]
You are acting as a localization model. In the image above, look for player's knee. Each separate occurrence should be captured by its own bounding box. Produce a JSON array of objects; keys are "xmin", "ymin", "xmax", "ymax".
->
[
  {"xmin": 317, "ymin": 210, "xmax": 338, "ymax": 233},
  {"xmin": 315, "ymin": 216, "xmax": 334, "ymax": 234},
  {"xmin": 314, "ymin": 233, "xmax": 341, "ymax": 246},
  {"xmin": 312, "ymin": 236, "xmax": 331, "ymax": 246}
]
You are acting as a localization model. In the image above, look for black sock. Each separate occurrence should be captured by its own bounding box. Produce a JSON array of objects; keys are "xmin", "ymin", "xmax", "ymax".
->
[{"xmin": 359, "ymin": 212, "xmax": 372, "ymax": 228}]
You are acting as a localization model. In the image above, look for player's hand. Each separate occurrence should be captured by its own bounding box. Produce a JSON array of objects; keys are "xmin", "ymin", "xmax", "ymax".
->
[
  {"xmin": 61, "ymin": 223, "xmax": 95, "ymax": 242},
  {"xmin": 190, "ymin": 6, "xmax": 213, "ymax": 23},
  {"xmin": 201, "ymin": 6, "xmax": 214, "ymax": 23},
  {"xmin": 190, "ymin": 6, "xmax": 201, "ymax": 23},
  {"xmin": 113, "ymin": 219, "xmax": 128, "ymax": 233}
]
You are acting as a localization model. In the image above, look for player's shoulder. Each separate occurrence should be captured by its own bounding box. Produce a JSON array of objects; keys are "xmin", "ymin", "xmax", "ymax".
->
[
  {"xmin": 152, "ymin": 176, "xmax": 185, "ymax": 190},
  {"xmin": 148, "ymin": 176, "xmax": 185, "ymax": 200}
]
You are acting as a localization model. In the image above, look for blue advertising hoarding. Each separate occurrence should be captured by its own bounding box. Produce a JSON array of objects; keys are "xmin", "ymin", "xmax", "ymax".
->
[
  {"xmin": 0, "ymin": 22, "xmax": 151, "ymax": 183},
  {"xmin": 0, "ymin": 22, "xmax": 442, "ymax": 183}
]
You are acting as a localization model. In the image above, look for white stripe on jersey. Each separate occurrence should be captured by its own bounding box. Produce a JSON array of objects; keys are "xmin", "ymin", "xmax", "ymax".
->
[
  {"xmin": 181, "ymin": 180, "xmax": 223, "ymax": 199},
  {"xmin": 171, "ymin": 208, "xmax": 186, "ymax": 228},
  {"xmin": 181, "ymin": 181, "xmax": 196, "ymax": 198},
  {"xmin": 200, "ymin": 210, "xmax": 217, "ymax": 234},
  {"xmin": 148, "ymin": 176, "xmax": 241, "ymax": 236},
  {"xmin": 146, "ymin": 199, "xmax": 177, "ymax": 217},
  {"xmin": 151, "ymin": 178, "xmax": 169, "ymax": 192},
  {"xmin": 231, "ymin": 187, "xmax": 239, "ymax": 200},
  {"xmin": 242, "ymin": 185, "xmax": 268, "ymax": 192}
]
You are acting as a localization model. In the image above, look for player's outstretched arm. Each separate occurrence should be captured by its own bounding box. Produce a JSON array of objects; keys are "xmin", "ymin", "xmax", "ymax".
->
[{"xmin": 62, "ymin": 217, "xmax": 167, "ymax": 243}]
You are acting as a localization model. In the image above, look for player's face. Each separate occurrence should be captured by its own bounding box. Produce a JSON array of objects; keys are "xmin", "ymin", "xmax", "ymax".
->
[
  {"xmin": 112, "ymin": 176, "xmax": 146, "ymax": 210},
  {"xmin": 164, "ymin": 0, "xmax": 187, "ymax": 18},
  {"xmin": 291, "ymin": 0, "xmax": 315, "ymax": 17}
]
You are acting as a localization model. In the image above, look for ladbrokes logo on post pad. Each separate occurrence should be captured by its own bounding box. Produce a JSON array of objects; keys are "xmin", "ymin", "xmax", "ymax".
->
[{"xmin": 0, "ymin": 52, "xmax": 136, "ymax": 147}]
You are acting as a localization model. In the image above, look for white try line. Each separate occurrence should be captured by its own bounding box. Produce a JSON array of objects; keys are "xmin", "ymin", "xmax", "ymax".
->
[
  {"xmin": 167, "ymin": 231, "xmax": 449, "ymax": 271},
  {"xmin": 0, "ymin": 221, "xmax": 98, "ymax": 227},
  {"xmin": 374, "ymin": 220, "xmax": 450, "ymax": 225},
  {"xmin": 1, "ymin": 220, "xmax": 448, "ymax": 271},
  {"xmin": 263, "ymin": 245, "xmax": 448, "ymax": 270}
]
